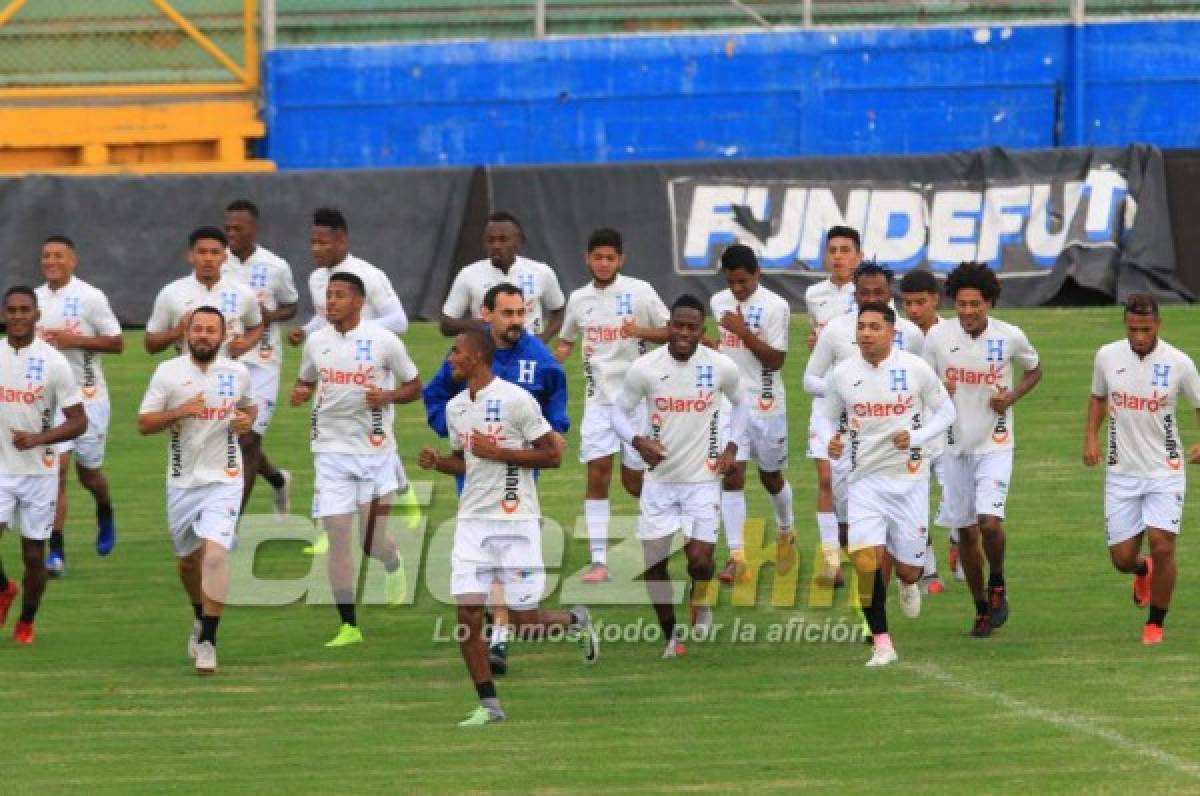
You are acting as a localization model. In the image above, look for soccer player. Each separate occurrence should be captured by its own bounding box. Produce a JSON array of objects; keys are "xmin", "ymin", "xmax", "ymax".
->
[
  {"xmin": 35, "ymin": 235, "xmax": 123, "ymax": 574},
  {"xmin": 222, "ymin": 199, "xmax": 299, "ymax": 515},
  {"xmin": 804, "ymin": 225, "xmax": 861, "ymax": 350},
  {"xmin": 145, "ymin": 227, "xmax": 264, "ymax": 360},
  {"xmin": 555, "ymin": 228, "xmax": 669, "ymax": 584},
  {"xmin": 803, "ymin": 263, "xmax": 924, "ymax": 593},
  {"xmin": 424, "ymin": 282, "xmax": 569, "ymax": 673},
  {"xmin": 923, "ymin": 262, "xmax": 1042, "ymax": 637},
  {"xmin": 899, "ymin": 268, "xmax": 949, "ymax": 592},
  {"xmin": 137, "ymin": 307, "xmax": 256, "ymax": 674},
  {"xmin": 815, "ymin": 303, "xmax": 955, "ymax": 666},
  {"xmin": 709, "ymin": 245, "xmax": 795, "ymax": 584},
  {"xmin": 290, "ymin": 273, "xmax": 421, "ymax": 648},
  {"xmin": 1083, "ymin": 294, "xmax": 1200, "ymax": 645},
  {"xmin": 611, "ymin": 295, "xmax": 746, "ymax": 658},
  {"xmin": 440, "ymin": 211, "xmax": 566, "ymax": 342},
  {"xmin": 0, "ymin": 286, "xmax": 86, "ymax": 644},
  {"xmin": 417, "ymin": 329, "xmax": 597, "ymax": 726}
]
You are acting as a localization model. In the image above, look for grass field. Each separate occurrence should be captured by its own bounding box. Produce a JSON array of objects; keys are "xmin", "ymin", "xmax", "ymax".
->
[{"xmin": 3, "ymin": 306, "xmax": 1200, "ymax": 794}]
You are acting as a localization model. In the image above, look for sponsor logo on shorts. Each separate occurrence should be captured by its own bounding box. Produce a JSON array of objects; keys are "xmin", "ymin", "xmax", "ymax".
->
[{"xmin": 991, "ymin": 414, "xmax": 1010, "ymax": 444}]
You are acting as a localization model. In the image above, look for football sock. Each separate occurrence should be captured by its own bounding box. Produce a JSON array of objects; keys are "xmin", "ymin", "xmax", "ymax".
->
[
  {"xmin": 1147, "ymin": 606, "xmax": 1168, "ymax": 628},
  {"xmin": 264, "ymin": 470, "xmax": 286, "ymax": 490},
  {"xmin": 49, "ymin": 531, "xmax": 64, "ymax": 556},
  {"xmin": 721, "ymin": 491, "xmax": 746, "ymax": 552},
  {"xmin": 199, "ymin": 615, "xmax": 220, "ymax": 645},
  {"xmin": 584, "ymin": 499, "xmax": 609, "ymax": 566},
  {"xmin": 334, "ymin": 591, "xmax": 357, "ymax": 626}
]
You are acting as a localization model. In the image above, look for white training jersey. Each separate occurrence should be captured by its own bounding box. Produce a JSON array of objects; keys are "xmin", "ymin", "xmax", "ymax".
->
[
  {"xmin": 1092, "ymin": 339, "xmax": 1200, "ymax": 478},
  {"xmin": 616, "ymin": 344, "xmax": 743, "ymax": 484},
  {"xmin": 559, "ymin": 274, "xmax": 669, "ymax": 406},
  {"xmin": 35, "ymin": 277, "xmax": 121, "ymax": 405},
  {"xmin": 824, "ymin": 348, "xmax": 949, "ymax": 481},
  {"xmin": 299, "ymin": 320, "xmax": 419, "ymax": 456},
  {"xmin": 309, "ymin": 254, "xmax": 404, "ymax": 330},
  {"xmin": 0, "ymin": 338, "xmax": 81, "ymax": 476},
  {"xmin": 447, "ymin": 376, "xmax": 553, "ymax": 521},
  {"xmin": 805, "ymin": 278, "xmax": 856, "ymax": 334},
  {"xmin": 137, "ymin": 356, "xmax": 253, "ymax": 489},
  {"xmin": 442, "ymin": 256, "xmax": 566, "ymax": 336},
  {"xmin": 711, "ymin": 284, "xmax": 790, "ymax": 417},
  {"xmin": 223, "ymin": 245, "xmax": 298, "ymax": 370},
  {"xmin": 923, "ymin": 316, "xmax": 1039, "ymax": 454},
  {"xmin": 146, "ymin": 274, "xmax": 263, "ymax": 360}
]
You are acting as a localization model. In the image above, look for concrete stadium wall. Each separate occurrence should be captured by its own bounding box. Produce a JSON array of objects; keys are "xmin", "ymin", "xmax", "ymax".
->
[{"xmin": 264, "ymin": 18, "xmax": 1200, "ymax": 168}]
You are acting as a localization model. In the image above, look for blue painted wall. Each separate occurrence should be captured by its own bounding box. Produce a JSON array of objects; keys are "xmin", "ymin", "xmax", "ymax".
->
[{"xmin": 264, "ymin": 19, "xmax": 1200, "ymax": 169}]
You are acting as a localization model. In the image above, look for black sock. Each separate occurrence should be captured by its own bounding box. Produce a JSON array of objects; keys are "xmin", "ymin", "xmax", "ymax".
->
[
  {"xmin": 474, "ymin": 680, "xmax": 497, "ymax": 700},
  {"xmin": 334, "ymin": 590, "xmax": 357, "ymax": 626},
  {"xmin": 862, "ymin": 569, "xmax": 889, "ymax": 636},
  {"xmin": 199, "ymin": 615, "xmax": 220, "ymax": 645},
  {"xmin": 19, "ymin": 600, "xmax": 38, "ymax": 624},
  {"xmin": 383, "ymin": 555, "xmax": 400, "ymax": 574},
  {"xmin": 264, "ymin": 470, "xmax": 286, "ymax": 490},
  {"xmin": 988, "ymin": 571, "xmax": 1005, "ymax": 590},
  {"xmin": 49, "ymin": 530, "xmax": 64, "ymax": 556},
  {"xmin": 96, "ymin": 503, "xmax": 114, "ymax": 524},
  {"xmin": 661, "ymin": 617, "xmax": 676, "ymax": 643},
  {"xmin": 0, "ymin": 560, "xmax": 8, "ymax": 591},
  {"xmin": 1134, "ymin": 559, "xmax": 1149, "ymax": 576},
  {"xmin": 975, "ymin": 599, "xmax": 990, "ymax": 617},
  {"xmin": 192, "ymin": 603, "xmax": 203, "ymax": 620},
  {"xmin": 1147, "ymin": 606, "xmax": 1168, "ymax": 628}
]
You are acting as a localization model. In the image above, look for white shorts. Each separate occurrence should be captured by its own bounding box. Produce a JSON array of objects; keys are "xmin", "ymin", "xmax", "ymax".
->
[
  {"xmin": 451, "ymin": 518, "xmax": 546, "ymax": 608},
  {"xmin": 939, "ymin": 450, "xmax": 1014, "ymax": 529},
  {"xmin": 167, "ymin": 481, "xmax": 243, "ymax": 557},
  {"xmin": 720, "ymin": 409, "xmax": 788, "ymax": 472},
  {"xmin": 54, "ymin": 401, "xmax": 111, "ymax": 469},
  {"xmin": 1105, "ymin": 473, "xmax": 1185, "ymax": 546},
  {"xmin": 636, "ymin": 480, "xmax": 720, "ymax": 544},
  {"xmin": 247, "ymin": 364, "xmax": 280, "ymax": 436},
  {"xmin": 0, "ymin": 474, "xmax": 57, "ymax": 541},
  {"xmin": 579, "ymin": 401, "xmax": 646, "ymax": 470},
  {"xmin": 847, "ymin": 475, "xmax": 930, "ymax": 567},
  {"xmin": 312, "ymin": 452, "xmax": 399, "ymax": 518}
]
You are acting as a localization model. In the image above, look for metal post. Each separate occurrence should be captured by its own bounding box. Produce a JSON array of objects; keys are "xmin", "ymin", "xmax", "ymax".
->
[
  {"xmin": 1071, "ymin": 0, "xmax": 1085, "ymax": 24},
  {"xmin": 535, "ymin": 0, "xmax": 546, "ymax": 37},
  {"xmin": 803, "ymin": 0, "xmax": 813, "ymax": 28},
  {"xmin": 262, "ymin": 0, "xmax": 276, "ymax": 51},
  {"xmin": 1070, "ymin": 0, "xmax": 1086, "ymax": 146}
]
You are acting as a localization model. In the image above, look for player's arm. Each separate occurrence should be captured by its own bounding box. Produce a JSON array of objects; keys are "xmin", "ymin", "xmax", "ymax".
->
[
  {"xmin": 1083, "ymin": 394, "xmax": 1108, "ymax": 467},
  {"xmin": 718, "ymin": 306, "xmax": 786, "ymax": 370},
  {"xmin": 815, "ymin": 377, "xmax": 846, "ymax": 458},
  {"xmin": 289, "ymin": 344, "xmax": 319, "ymax": 407},
  {"xmin": 144, "ymin": 294, "xmax": 185, "ymax": 354},
  {"xmin": 439, "ymin": 312, "xmax": 485, "ymax": 336},
  {"xmin": 541, "ymin": 363, "xmax": 571, "ymax": 433},
  {"xmin": 900, "ymin": 375, "xmax": 956, "ymax": 449},
  {"xmin": 539, "ymin": 307, "xmax": 565, "ymax": 343},
  {"xmin": 417, "ymin": 447, "xmax": 465, "ymax": 476},
  {"xmin": 470, "ymin": 429, "xmax": 562, "ymax": 469},
  {"xmin": 439, "ymin": 271, "xmax": 484, "ymax": 336},
  {"xmin": 554, "ymin": 339, "xmax": 574, "ymax": 362},
  {"xmin": 611, "ymin": 370, "xmax": 665, "ymax": 466},
  {"xmin": 265, "ymin": 301, "xmax": 298, "ymax": 324},
  {"xmin": 802, "ymin": 330, "xmax": 835, "ymax": 396},
  {"xmin": 555, "ymin": 300, "xmax": 578, "ymax": 362},
  {"xmin": 539, "ymin": 272, "xmax": 567, "ymax": 342},
  {"xmin": 13, "ymin": 402, "xmax": 86, "ymax": 450},
  {"xmin": 44, "ymin": 298, "xmax": 124, "ymax": 354},
  {"xmin": 372, "ymin": 294, "xmax": 410, "ymax": 336},
  {"xmin": 630, "ymin": 292, "xmax": 671, "ymax": 345},
  {"xmin": 138, "ymin": 392, "xmax": 206, "ymax": 435},
  {"xmin": 992, "ymin": 362, "xmax": 1042, "ymax": 413},
  {"xmin": 367, "ymin": 338, "xmax": 422, "ymax": 407},
  {"xmin": 228, "ymin": 299, "xmax": 265, "ymax": 358}
]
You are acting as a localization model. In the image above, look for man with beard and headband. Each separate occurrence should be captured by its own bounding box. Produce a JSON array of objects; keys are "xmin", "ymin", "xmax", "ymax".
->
[{"xmin": 137, "ymin": 307, "xmax": 256, "ymax": 674}]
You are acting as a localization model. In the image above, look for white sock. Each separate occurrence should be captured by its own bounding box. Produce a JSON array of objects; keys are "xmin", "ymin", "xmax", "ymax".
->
[
  {"xmin": 817, "ymin": 512, "xmax": 839, "ymax": 547},
  {"xmin": 721, "ymin": 490, "xmax": 746, "ymax": 552},
  {"xmin": 492, "ymin": 624, "xmax": 510, "ymax": 645},
  {"xmin": 768, "ymin": 483, "xmax": 794, "ymax": 535},
  {"xmin": 584, "ymin": 499, "xmax": 609, "ymax": 566},
  {"xmin": 923, "ymin": 539, "xmax": 939, "ymax": 577}
]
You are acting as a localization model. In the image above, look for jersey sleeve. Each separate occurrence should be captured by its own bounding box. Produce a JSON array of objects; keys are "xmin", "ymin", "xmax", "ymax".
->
[
  {"xmin": 1090, "ymin": 349, "xmax": 1108, "ymax": 398},
  {"xmin": 804, "ymin": 324, "xmax": 837, "ymax": 385},
  {"xmin": 1012, "ymin": 327, "xmax": 1040, "ymax": 371},
  {"xmin": 918, "ymin": 358, "xmax": 950, "ymax": 409},
  {"xmin": 236, "ymin": 364, "xmax": 255, "ymax": 408},
  {"xmin": 541, "ymin": 267, "xmax": 566, "ymax": 312},
  {"xmin": 446, "ymin": 399, "xmax": 464, "ymax": 451},
  {"xmin": 644, "ymin": 287, "xmax": 670, "ymax": 328},
  {"xmin": 765, "ymin": 300, "xmax": 789, "ymax": 351},
  {"xmin": 241, "ymin": 287, "xmax": 263, "ymax": 327},
  {"xmin": 558, "ymin": 295, "xmax": 580, "ymax": 343},
  {"xmin": 297, "ymin": 340, "xmax": 318, "ymax": 383},
  {"xmin": 88, "ymin": 291, "xmax": 122, "ymax": 337},
  {"xmin": 275, "ymin": 263, "xmax": 300, "ymax": 305},
  {"xmin": 50, "ymin": 353, "xmax": 82, "ymax": 410},
  {"xmin": 823, "ymin": 369, "xmax": 847, "ymax": 421},
  {"xmin": 145, "ymin": 287, "xmax": 173, "ymax": 334},
  {"xmin": 1179, "ymin": 355, "xmax": 1200, "ymax": 408},
  {"xmin": 718, "ymin": 356, "xmax": 744, "ymax": 406},
  {"xmin": 615, "ymin": 362, "xmax": 648, "ymax": 412},
  {"xmin": 385, "ymin": 336, "xmax": 420, "ymax": 384},
  {"xmin": 515, "ymin": 390, "xmax": 554, "ymax": 443},
  {"xmin": 138, "ymin": 365, "xmax": 170, "ymax": 413},
  {"xmin": 441, "ymin": 268, "xmax": 472, "ymax": 318},
  {"xmin": 420, "ymin": 355, "xmax": 460, "ymax": 438}
]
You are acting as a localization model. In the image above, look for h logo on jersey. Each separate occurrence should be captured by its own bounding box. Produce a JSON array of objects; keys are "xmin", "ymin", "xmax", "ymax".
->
[
  {"xmin": 484, "ymin": 399, "xmax": 502, "ymax": 423},
  {"xmin": 24, "ymin": 357, "xmax": 45, "ymax": 381},
  {"xmin": 219, "ymin": 291, "xmax": 239, "ymax": 316},
  {"xmin": 216, "ymin": 372, "xmax": 235, "ymax": 398},
  {"xmin": 63, "ymin": 297, "xmax": 81, "ymax": 318},
  {"xmin": 890, "ymin": 369, "xmax": 909, "ymax": 392},
  {"xmin": 250, "ymin": 265, "xmax": 269, "ymax": 289},
  {"xmin": 745, "ymin": 306, "xmax": 764, "ymax": 329},
  {"xmin": 695, "ymin": 365, "xmax": 714, "ymax": 389},
  {"xmin": 615, "ymin": 293, "xmax": 633, "ymax": 317},
  {"xmin": 986, "ymin": 338, "xmax": 1005, "ymax": 362},
  {"xmin": 893, "ymin": 330, "xmax": 904, "ymax": 348},
  {"xmin": 355, "ymin": 339, "xmax": 374, "ymax": 362},
  {"xmin": 517, "ymin": 273, "xmax": 535, "ymax": 298},
  {"xmin": 516, "ymin": 359, "xmax": 537, "ymax": 384},
  {"xmin": 1152, "ymin": 364, "xmax": 1171, "ymax": 388}
]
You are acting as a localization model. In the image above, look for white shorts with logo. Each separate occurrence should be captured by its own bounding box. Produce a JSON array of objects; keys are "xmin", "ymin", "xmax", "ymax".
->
[
  {"xmin": 312, "ymin": 451, "xmax": 399, "ymax": 518},
  {"xmin": 579, "ymin": 401, "xmax": 646, "ymax": 470},
  {"xmin": 246, "ymin": 364, "xmax": 281, "ymax": 436},
  {"xmin": 637, "ymin": 479, "xmax": 720, "ymax": 544},
  {"xmin": 1105, "ymin": 473, "xmax": 1185, "ymax": 546},
  {"xmin": 939, "ymin": 449, "xmax": 1013, "ymax": 528},
  {"xmin": 720, "ymin": 409, "xmax": 788, "ymax": 471},
  {"xmin": 847, "ymin": 475, "xmax": 930, "ymax": 567},
  {"xmin": 451, "ymin": 518, "xmax": 546, "ymax": 608},
  {"xmin": 53, "ymin": 401, "xmax": 111, "ymax": 468},
  {"xmin": 167, "ymin": 481, "xmax": 242, "ymax": 557},
  {"xmin": 0, "ymin": 474, "xmax": 57, "ymax": 541}
]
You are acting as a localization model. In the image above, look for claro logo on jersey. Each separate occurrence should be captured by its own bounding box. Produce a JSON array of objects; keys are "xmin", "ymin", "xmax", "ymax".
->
[
  {"xmin": 1110, "ymin": 390, "xmax": 1170, "ymax": 414},
  {"xmin": 852, "ymin": 393, "xmax": 914, "ymax": 418},
  {"xmin": 944, "ymin": 363, "xmax": 1005, "ymax": 388},
  {"xmin": 320, "ymin": 365, "xmax": 376, "ymax": 386},
  {"xmin": 0, "ymin": 384, "xmax": 45, "ymax": 405},
  {"xmin": 654, "ymin": 391, "xmax": 713, "ymax": 414}
]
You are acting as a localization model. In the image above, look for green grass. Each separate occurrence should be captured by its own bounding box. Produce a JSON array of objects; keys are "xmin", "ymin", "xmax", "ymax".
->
[{"xmin": 3, "ymin": 306, "xmax": 1200, "ymax": 794}]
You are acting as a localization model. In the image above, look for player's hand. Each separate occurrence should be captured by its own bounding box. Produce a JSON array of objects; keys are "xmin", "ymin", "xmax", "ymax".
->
[
  {"xmin": 417, "ymin": 447, "xmax": 440, "ymax": 470},
  {"xmin": 989, "ymin": 387, "xmax": 1015, "ymax": 414},
  {"xmin": 719, "ymin": 306, "xmax": 750, "ymax": 339},
  {"xmin": 633, "ymin": 435, "xmax": 667, "ymax": 468},
  {"xmin": 551, "ymin": 432, "xmax": 566, "ymax": 454},
  {"xmin": 290, "ymin": 383, "xmax": 314, "ymax": 407},
  {"xmin": 469, "ymin": 429, "xmax": 503, "ymax": 461},
  {"xmin": 619, "ymin": 317, "xmax": 643, "ymax": 340},
  {"xmin": 175, "ymin": 392, "xmax": 207, "ymax": 420},
  {"xmin": 805, "ymin": 328, "xmax": 818, "ymax": 350},
  {"xmin": 827, "ymin": 433, "xmax": 844, "ymax": 460},
  {"xmin": 172, "ymin": 314, "xmax": 191, "ymax": 342},
  {"xmin": 231, "ymin": 408, "xmax": 253, "ymax": 435},
  {"xmin": 893, "ymin": 430, "xmax": 911, "ymax": 450},
  {"xmin": 287, "ymin": 327, "xmax": 306, "ymax": 346},
  {"xmin": 715, "ymin": 446, "xmax": 737, "ymax": 474},
  {"xmin": 40, "ymin": 328, "xmax": 78, "ymax": 350},
  {"xmin": 1188, "ymin": 443, "xmax": 1200, "ymax": 465},
  {"xmin": 226, "ymin": 334, "xmax": 251, "ymax": 359},
  {"xmin": 943, "ymin": 377, "xmax": 957, "ymax": 396},
  {"xmin": 365, "ymin": 385, "xmax": 391, "ymax": 410},
  {"xmin": 11, "ymin": 429, "xmax": 39, "ymax": 451},
  {"xmin": 1082, "ymin": 437, "xmax": 1101, "ymax": 467}
]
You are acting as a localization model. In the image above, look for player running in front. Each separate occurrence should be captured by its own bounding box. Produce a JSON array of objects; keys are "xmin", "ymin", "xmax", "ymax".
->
[
  {"xmin": 815, "ymin": 303, "xmax": 955, "ymax": 666},
  {"xmin": 417, "ymin": 329, "xmax": 597, "ymax": 726},
  {"xmin": 0, "ymin": 286, "xmax": 86, "ymax": 644},
  {"xmin": 611, "ymin": 295, "xmax": 746, "ymax": 658},
  {"xmin": 137, "ymin": 307, "xmax": 256, "ymax": 673},
  {"xmin": 1083, "ymin": 293, "xmax": 1200, "ymax": 645},
  {"xmin": 922, "ymin": 262, "xmax": 1042, "ymax": 637}
]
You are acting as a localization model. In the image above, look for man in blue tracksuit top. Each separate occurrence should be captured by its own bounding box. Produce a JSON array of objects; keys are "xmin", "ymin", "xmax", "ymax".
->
[{"xmin": 421, "ymin": 282, "xmax": 569, "ymax": 677}]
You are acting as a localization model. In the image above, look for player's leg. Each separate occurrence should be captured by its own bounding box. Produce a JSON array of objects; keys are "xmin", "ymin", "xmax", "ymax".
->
[
  {"xmin": 1143, "ymin": 528, "xmax": 1176, "ymax": 642},
  {"xmin": 682, "ymin": 480, "xmax": 720, "ymax": 636},
  {"xmin": 15, "ymin": 537, "xmax": 47, "ymax": 644},
  {"xmin": 176, "ymin": 547, "xmax": 205, "ymax": 657},
  {"xmin": 76, "ymin": 461, "xmax": 116, "ymax": 557},
  {"xmin": 237, "ymin": 430, "xmax": 264, "ymax": 512},
  {"xmin": 0, "ymin": 522, "xmax": 17, "ymax": 628},
  {"xmin": 718, "ymin": 462, "xmax": 748, "ymax": 583},
  {"xmin": 973, "ymin": 450, "xmax": 1013, "ymax": 627},
  {"xmin": 641, "ymin": 535, "xmax": 680, "ymax": 656},
  {"xmin": 12, "ymin": 476, "xmax": 57, "ymax": 643},
  {"xmin": 760, "ymin": 451, "xmax": 796, "ymax": 576},
  {"xmin": 922, "ymin": 456, "xmax": 947, "ymax": 594},
  {"xmin": 190, "ymin": 485, "xmax": 239, "ymax": 672},
  {"xmin": 258, "ymin": 451, "xmax": 291, "ymax": 518},
  {"xmin": 812, "ymin": 457, "xmax": 841, "ymax": 581},
  {"xmin": 456, "ymin": 596, "xmax": 505, "ymax": 725},
  {"xmin": 847, "ymin": 478, "xmax": 895, "ymax": 665},
  {"xmin": 168, "ymin": 486, "xmax": 206, "ymax": 658},
  {"xmin": 583, "ymin": 455, "xmax": 615, "ymax": 582},
  {"xmin": 324, "ymin": 510, "xmax": 362, "ymax": 645},
  {"xmin": 890, "ymin": 477, "xmax": 931, "ymax": 623},
  {"xmin": 357, "ymin": 481, "xmax": 405, "ymax": 607},
  {"xmin": 942, "ymin": 454, "xmax": 990, "ymax": 633},
  {"xmin": 47, "ymin": 452, "xmax": 70, "ymax": 576}
]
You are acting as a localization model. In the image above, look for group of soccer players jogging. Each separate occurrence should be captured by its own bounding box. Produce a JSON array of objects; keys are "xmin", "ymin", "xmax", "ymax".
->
[{"xmin": 0, "ymin": 205, "xmax": 1197, "ymax": 724}]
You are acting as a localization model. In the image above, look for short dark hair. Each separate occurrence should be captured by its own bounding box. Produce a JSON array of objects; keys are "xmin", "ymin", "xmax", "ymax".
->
[
  {"xmin": 1124, "ymin": 293, "xmax": 1160, "ymax": 318},
  {"xmin": 483, "ymin": 282, "xmax": 523, "ymax": 311},
  {"xmin": 858, "ymin": 301, "xmax": 896, "ymax": 325},
  {"xmin": 827, "ymin": 225, "xmax": 861, "ymax": 250},
  {"xmin": 188, "ymin": 226, "xmax": 227, "ymax": 248},
  {"xmin": 670, "ymin": 294, "xmax": 706, "ymax": 318},
  {"xmin": 43, "ymin": 234, "xmax": 75, "ymax": 249},
  {"xmin": 899, "ymin": 269, "xmax": 938, "ymax": 295},
  {"xmin": 945, "ymin": 261, "xmax": 1000, "ymax": 304},
  {"xmin": 225, "ymin": 199, "xmax": 259, "ymax": 218},
  {"xmin": 4, "ymin": 285, "xmax": 37, "ymax": 306},
  {"xmin": 587, "ymin": 227, "xmax": 622, "ymax": 253},
  {"xmin": 313, "ymin": 207, "xmax": 348, "ymax": 232},
  {"xmin": 720, "ymin": 244, "xmax": 759, "ymax": 273},
  {"xmin": 460, "ymin": 328, "xmax": 496, "ymax": 365},
  {"xmin": 487, "ymin": 210, "xmax": 522, "ymax": 233},
  {"xmin": 854, "ymin": 261, "xmax": 894, "ymax": 286},
  {"xmin": 329, "ymin": 272, "xmax": 366, "ymax": 296},
  {"xmin": 189, "ymin": 305, "xmax": 226, "ymax": 332}
]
